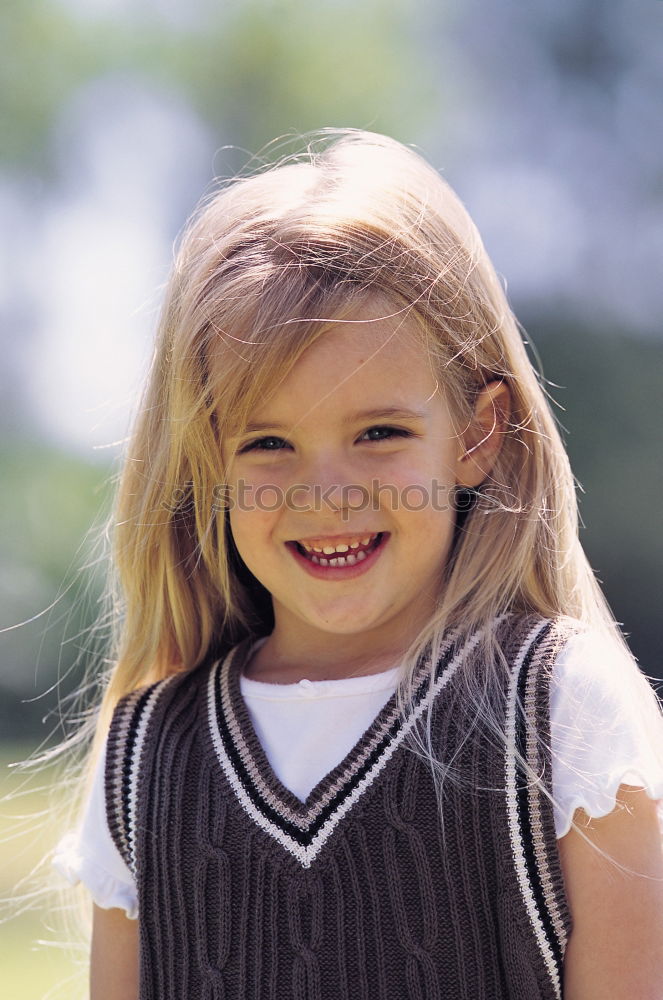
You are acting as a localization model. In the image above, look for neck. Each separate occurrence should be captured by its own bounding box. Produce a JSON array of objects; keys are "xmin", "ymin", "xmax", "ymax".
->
[{"xmin": 245, "ymin": 606, "xmax": 436, "ymax": 684}]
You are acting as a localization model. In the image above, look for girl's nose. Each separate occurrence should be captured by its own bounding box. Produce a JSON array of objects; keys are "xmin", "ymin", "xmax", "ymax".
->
[
  {"xmin": 315, "ymin": 481, "xmax": 370, "ymax": 515},
  {"xmin": 293, "ymin": 458, "xmax": 371, "ymax": 516}
]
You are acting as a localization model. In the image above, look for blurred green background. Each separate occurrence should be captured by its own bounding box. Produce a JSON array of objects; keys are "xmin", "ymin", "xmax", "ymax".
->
[{"xmin": 1, "ymin": 0, "xmax": 662, "ymax": 996}]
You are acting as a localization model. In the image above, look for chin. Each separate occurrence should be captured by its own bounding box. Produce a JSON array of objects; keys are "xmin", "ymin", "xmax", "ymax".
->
[{"xmin": 307, "ymin": 612, "xmax": 386, "ymax": 636}]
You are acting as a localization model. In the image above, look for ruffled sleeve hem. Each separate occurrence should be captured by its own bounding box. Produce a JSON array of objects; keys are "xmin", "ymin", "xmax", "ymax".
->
[
  {"xmin": 51, "ymin": 831, "xmax": 138, "ymax": 920},
  {"xmin": 550, "ymin": 631, "xmax": 663, "ymax": 839},
  {"xmin": 555, "ymin": 767, "xmax": 663, "ymax": 839}
]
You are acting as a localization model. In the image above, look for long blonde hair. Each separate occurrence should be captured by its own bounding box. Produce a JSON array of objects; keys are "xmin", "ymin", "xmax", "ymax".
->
[{"xmin": 13, "ymin": 130, "xmax": 661, "ymax": 971}]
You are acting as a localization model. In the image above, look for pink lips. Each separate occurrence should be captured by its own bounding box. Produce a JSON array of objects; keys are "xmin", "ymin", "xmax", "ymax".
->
[{"xmin": 286, "ymin": 532, "xmax": 389, "ymax": 580}]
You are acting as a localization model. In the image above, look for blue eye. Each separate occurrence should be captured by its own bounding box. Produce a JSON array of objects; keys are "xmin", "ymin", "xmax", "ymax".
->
[
  {"xmin": 361, "ymin": 426, "xmax": 412, "ymax": 442},
  {"xmin": 239, "ymin": 436, "xmax": 289, "ymax": 453}
]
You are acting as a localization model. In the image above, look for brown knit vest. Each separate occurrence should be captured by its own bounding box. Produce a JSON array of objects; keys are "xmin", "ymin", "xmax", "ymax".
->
[{"xmin": 106, "ymin": 615, "xmax": 577, "ymax": 999}]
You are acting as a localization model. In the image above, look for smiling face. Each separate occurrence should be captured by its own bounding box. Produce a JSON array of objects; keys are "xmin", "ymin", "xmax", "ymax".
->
[{"xmin": 222, "ymin": 305, "xmax": 470, "ymax": 676}]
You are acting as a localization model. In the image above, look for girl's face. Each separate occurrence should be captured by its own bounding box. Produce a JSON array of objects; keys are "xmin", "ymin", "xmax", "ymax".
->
[{"xmin": 223, "ymin": 305, "xmax": 469, "ymax": 665}]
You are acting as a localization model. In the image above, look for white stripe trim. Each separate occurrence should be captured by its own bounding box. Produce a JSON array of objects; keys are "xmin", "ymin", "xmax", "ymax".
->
[
  {"xmin": 207, "ymin": 627, "xmax": 486, "ymax": 869},
  {"xmin": 524, "ymin": 637, "xmax": 568, "ymax": 954},
  {"xmin": 126, "ymin": 678, "xmax": 178, "ymax": 876},
  {"xmin": 108, "ymin": 705, "xmax": 136, "ymax": 865},
  {"xmin": 504, "ymin": 618, "xmax": 562, "ymax": 999}
]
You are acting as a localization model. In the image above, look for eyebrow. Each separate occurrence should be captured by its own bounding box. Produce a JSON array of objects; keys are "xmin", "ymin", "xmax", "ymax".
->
[{"xmin": 242, "ymin": 407, "xmax": 429, "ymax": 434}]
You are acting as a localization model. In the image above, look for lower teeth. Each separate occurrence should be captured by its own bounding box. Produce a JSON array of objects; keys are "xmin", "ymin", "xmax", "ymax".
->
[{"xmin": 312, "ymin": 551, "xmax": 367, "ymax": 567}]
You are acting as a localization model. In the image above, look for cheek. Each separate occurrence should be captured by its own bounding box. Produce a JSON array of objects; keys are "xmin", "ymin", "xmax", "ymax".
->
[
  {"xmin": 229, "ymin": 502, "xmax": 279, "ymax": 549},
  {"xmin": 227, "ymin": 507, "xmax": 281, "ymax": 587},
  {"xmin": 227, "ymin": 464, "xmax": 295, "ymax": 510},
  {"xmin": 226, "ymin": 470, "xmax": 284, "ymax": 519},
  {"xmin": 375, "ymin": 453, "xmax": 458, "ymax": 515},
  {"xmin": 227, "ymin": 479, "xmax": 267, "ymax": 539}
]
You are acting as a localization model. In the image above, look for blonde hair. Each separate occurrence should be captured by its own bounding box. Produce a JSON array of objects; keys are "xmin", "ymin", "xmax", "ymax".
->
[{"xmin": 9, "ymin": 130, "xmax": 662, "ymax": 974}]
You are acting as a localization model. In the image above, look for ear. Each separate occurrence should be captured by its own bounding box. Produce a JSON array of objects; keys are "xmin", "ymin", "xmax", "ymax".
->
[{"xmin": 455, "ymin": 380, "xmax": 511, "ymax": 488}]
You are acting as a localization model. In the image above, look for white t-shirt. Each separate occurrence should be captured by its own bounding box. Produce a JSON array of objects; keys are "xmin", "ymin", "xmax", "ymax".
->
[{"xmin": 52, "ymin": 631, "xmax": 663, "ymax": 920}]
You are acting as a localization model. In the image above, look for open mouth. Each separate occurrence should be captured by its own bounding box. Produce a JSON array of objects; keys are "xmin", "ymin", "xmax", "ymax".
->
[{"xmin": 290, "ymin": 531, "xmax": 386, "ymax": 567}]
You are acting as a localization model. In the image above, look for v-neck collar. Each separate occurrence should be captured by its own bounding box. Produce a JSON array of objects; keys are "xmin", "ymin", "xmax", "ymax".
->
[{"xmin": 205, "ymin": 627, "xmax": 482, "ymax": 867}]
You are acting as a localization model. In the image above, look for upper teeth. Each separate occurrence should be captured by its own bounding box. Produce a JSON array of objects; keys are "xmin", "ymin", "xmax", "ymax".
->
[{"xmin": 299, "ymin": 533, "xmax": 378, "ymax": 554}]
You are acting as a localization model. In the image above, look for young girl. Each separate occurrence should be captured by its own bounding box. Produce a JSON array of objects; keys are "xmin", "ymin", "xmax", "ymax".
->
[{"xmin": 52, "ymin": 129, "xmax": 663, "ymax": 999}]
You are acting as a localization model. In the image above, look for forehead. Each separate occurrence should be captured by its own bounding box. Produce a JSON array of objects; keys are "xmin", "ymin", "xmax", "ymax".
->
[{"xmin": 260, "ymin": 306, "xmax": 435, "ymax": 414}]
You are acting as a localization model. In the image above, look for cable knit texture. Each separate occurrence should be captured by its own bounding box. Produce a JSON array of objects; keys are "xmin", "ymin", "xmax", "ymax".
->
[{"xmin": 105, "ymin": 615, "xmax": 577, "ymax": 999}]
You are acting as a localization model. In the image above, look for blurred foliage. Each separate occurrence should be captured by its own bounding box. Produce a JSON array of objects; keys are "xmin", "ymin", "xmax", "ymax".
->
[
  {"xmin": 0, "ymin": 0, "xmax": 435, "ymax": 175},
  {"xmin": 533, "ymin": 320, "xmax": 663, "ymax": 675},
  {"xmin": 0, "ymin": 440, "xmax": 112, "ymax": 741}
]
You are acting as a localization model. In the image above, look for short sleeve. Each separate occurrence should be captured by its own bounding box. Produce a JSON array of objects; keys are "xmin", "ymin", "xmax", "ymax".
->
[
  {"xmin": 550, "ymin": 630, "xmax": 663, "ymax": 839},
  {"xmin": 51, "ymin": 735, "xmax": 138, "ymax": 919}
]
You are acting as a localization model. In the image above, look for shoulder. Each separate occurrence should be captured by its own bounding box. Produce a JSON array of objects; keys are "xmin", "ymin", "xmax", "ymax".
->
[
  {"xmin": 496, "ymin": 613, "xmax": 658, "ymax": 695},
  {"xmin": 498, "ymin": 614, "xmax": 586, "ymax": 700},
  {"xmin": 105, "ymin": 673, "xmax": 182, "ymax": 774},
  {"xmin": 505, "ymin": 614, "xmax": 663, "ymax": 737},
  {"xmin": 107, "ymin": 655, "xmax": 221, "ymax": 749},
  {"xmin": 498, "ymin": 613, "xmax": 584, "ymax": 665},
  {"xmin": 549, "ymin": 625, "xmax": 662, "ymax": 727}
]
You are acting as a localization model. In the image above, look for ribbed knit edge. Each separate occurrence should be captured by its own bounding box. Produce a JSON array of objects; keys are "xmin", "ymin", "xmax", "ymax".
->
[
  {"xmin": 105, "ymin": 674, "xmax": 181, "ymax": 878},
  {"xmin": 506, "ymin": 615, "xmax": 581, "ymax": 1000}
]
